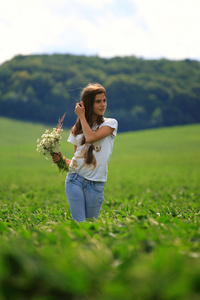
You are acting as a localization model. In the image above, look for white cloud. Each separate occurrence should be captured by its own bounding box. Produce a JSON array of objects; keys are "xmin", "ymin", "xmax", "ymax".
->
[
  {"xmin": 76, "ymin": 0, "xmax": 114, "ymax": 9},
  {"xmin": 77, "ymin": 14, "xmax": 151, "ymax": 58},
  {"xmin": 131, "ymin": 0, "xmax": 200, "ymax": 59},
  {"xmin": 0, "ymin": 0, "xmax": 200, "ymax": 64},
  {"xmin": 0, "ymin": 0, "xmax": 58, "ymax": 62}
]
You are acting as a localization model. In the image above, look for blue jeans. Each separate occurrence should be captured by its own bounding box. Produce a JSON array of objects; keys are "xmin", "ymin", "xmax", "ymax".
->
[{"xmin": 65, "ymin": 173, "xmax": 105, "ymax": 222}]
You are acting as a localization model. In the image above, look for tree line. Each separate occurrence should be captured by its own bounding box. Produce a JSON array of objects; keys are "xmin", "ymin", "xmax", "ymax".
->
[{"xmin": 0, "ymin": 54, "xmax": 200, "ymax": 132}]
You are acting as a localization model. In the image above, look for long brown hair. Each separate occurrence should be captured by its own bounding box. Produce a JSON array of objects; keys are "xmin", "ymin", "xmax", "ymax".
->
[{"xmin": 70, "ymin": 83, "xmax": 106, "ymax": 138}]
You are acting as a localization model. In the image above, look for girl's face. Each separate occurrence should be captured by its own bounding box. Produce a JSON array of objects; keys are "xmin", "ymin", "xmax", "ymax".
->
[{"xmin": 92, "ymin": 93, "xmax": 107, "ymax": 120}]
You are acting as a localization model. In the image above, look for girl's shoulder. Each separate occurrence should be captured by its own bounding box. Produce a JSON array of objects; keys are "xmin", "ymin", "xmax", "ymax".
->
[
  {"xmin": 100, "ymin": 118, "xmax": 118, "ymax": 137},
  {"xmin": 102, "ymin": 117, "xmax": 118, "ymax": 127}
]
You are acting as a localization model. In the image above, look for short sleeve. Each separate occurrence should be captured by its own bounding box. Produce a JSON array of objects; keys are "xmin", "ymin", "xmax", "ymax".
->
[
  {"xmin": 100, "ymin": 118, "xmax": 118, "ymax": 137},
  {"xmin": 67, "ymin": 132, "xmax": 77, "ymax": 145}
]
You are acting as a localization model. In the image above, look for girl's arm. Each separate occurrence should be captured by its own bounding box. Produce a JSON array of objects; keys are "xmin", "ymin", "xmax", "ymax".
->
[
  {"xmin": 75, "ymin": 102, "xmax": 114, "ymax": 143},
  {"xmin": 80, "ymin": 115, "xmax": 113, "ymax": 143}
]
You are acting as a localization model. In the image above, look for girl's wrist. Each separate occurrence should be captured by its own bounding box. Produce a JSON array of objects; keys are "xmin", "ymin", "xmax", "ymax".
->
[
  {"xmin": 79, "ymin": 113, "xmax": 86, "ymax": 121},
  {"xmin": 63, "ymin": 157, "xmax": 71, "ymax": 166}
]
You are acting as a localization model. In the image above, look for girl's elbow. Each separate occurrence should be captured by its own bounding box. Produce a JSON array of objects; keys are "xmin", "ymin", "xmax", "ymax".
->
[
  {"xmin": 85, "ymin": 135, "xmax": 96, "ymax": 144},
  {"xmin": 86, "ymin": 138, "xmax": 94, "ymax": 144}
]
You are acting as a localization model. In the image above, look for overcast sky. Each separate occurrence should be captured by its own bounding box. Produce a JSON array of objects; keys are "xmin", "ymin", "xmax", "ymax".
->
[{"xmin": 0, "ymin": 0, "xmax": 200, "ymax": 65}]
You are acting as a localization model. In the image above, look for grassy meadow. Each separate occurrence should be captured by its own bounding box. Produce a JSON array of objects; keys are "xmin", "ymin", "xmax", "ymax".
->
[{"xmin": 0, "ymin": 117, "xmax": 200, "ymax": 300}]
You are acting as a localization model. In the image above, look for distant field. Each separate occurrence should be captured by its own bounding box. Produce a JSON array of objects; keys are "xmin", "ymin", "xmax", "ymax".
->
[
  {"xmin": 0, "ymin": 117, "xmax": 199, "ymax": 196},
  {"xmin": 0, "ymin": 117, "xmax": 200, "ymax": 300}
]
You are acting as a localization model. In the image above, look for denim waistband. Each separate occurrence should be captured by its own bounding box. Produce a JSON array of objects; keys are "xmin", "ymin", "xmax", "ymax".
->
[
  {"xmin": 67, "ymin": 173, "xmax": 104, "ymax": 184},
  {"xmin": 68, "ymin": 172, "xmax": 91, "ymax": 182}
]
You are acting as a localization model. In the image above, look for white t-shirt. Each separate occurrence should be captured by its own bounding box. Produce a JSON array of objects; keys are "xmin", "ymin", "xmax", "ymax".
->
[{"xmin": 67, "ymin": 118, "xmax": 118, "ymax": 182}]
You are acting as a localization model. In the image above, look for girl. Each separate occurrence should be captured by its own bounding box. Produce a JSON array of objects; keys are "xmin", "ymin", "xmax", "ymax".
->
[{"xmin": 52, "ymin": 83, "xmax": 118, "ymax": 222}]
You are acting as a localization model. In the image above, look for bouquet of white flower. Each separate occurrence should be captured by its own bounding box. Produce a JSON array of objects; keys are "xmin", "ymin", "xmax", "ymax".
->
[{"xmin": 36, "ymin": 113, "xmax": 68, "ymax": 174}]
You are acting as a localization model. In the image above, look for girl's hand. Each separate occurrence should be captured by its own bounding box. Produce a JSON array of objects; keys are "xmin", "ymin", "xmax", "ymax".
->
[
  {"xmin": 75, "ymin": 101, "xmax": 85, "ymax": 117},
  {"xmin": 52, "ymin": 151, "xmax": 62, "ymax": 163}
]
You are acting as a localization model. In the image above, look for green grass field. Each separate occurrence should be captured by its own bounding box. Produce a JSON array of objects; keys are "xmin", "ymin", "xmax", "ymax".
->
[{"xmin": 0, "ymin": 117, "xmax": 200, "ymax": 300}]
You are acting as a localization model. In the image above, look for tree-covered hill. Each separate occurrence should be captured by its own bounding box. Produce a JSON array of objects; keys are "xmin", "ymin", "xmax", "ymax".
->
[{"xmin": 0, "ymin": 54, "xmax": 200, "ymax": 132}]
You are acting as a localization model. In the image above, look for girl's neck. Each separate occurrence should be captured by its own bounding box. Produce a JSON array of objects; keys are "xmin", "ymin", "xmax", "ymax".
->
[
  {"xmin": 92, "ymin": 115, "xmax": 98, "ymax": 123},
  {"xmin": 91, "ymin": 115, "xmax": 104, "ymax": 127}
]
